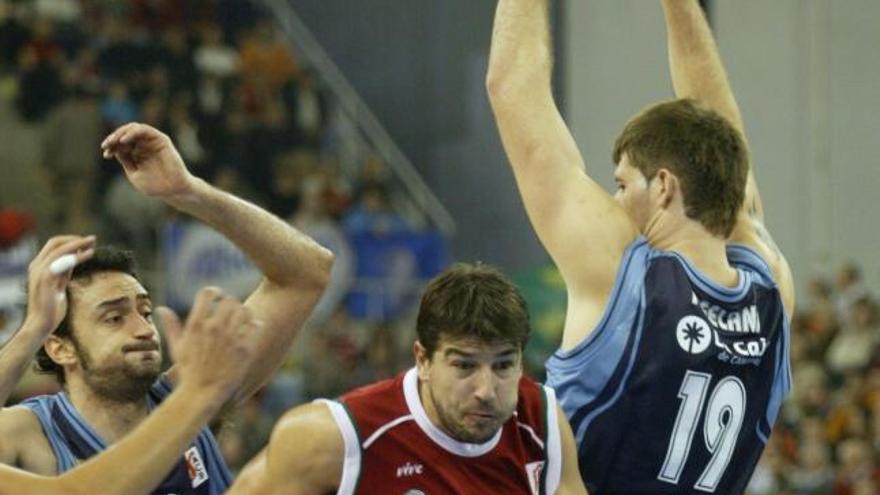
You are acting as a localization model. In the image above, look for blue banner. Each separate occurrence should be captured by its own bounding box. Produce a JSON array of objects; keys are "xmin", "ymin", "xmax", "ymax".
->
[{"xmin": 345, "ymin": 231, "xmax": 448, "ymax": 320}]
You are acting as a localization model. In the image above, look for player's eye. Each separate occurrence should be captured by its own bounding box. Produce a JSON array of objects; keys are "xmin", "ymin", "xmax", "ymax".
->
[
  {"xmin": 453, "ymin": 361, "xmax": 476, "ymax": 371},
  {"xmin": 494, "ymin": 360, "xmax": 515, "ymax": 371},
  {"xmin": 105, "ymin": 314, "xmax": 124, "ymax": 324}
]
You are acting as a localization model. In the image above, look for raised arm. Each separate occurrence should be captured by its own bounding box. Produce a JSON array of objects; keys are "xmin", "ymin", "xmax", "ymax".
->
[
  {"xmin": 0, "ymin": 236, "xmax": 95, "ymax": 405},
  {"xmin": 0, "ymin": 288, "xmax": 262, "ymax": 495},
  {"xmin": 229, "ymin": 402, "xmax": 344, "ymax": 495},
  {"xmin": 661, "ymin": 0, "xmax": 794, "ymax": 312},
  {"xmin": 487, "ymin": 0, "xmax": 637, "ymax": 347},
  {"xmin": 101, "ymin": 124, "xmax": 334, "ymax": 406}
]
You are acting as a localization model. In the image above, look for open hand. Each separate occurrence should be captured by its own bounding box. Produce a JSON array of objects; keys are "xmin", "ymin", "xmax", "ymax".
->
[
  {"xmin": 157, "ymin": 287, "xmax": 263, "ymax": 399},
  {"xmin": 101, "ymin": 123, "xmax": 196, "ymax": 199}
]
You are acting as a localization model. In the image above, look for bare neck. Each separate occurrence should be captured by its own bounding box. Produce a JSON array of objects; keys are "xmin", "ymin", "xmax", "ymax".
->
[
  {"xmin": 64, "ymin": 376, "xmax": 151, "ymax": 445},
  {"xmin": 645, "ymin": 214, "xmax": 739, "ymax": 289}
]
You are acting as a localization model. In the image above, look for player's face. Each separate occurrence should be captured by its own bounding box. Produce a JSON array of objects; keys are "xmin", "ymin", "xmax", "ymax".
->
[
  {"xmin": 417, "ymin": 337, "xmax": 522, "ymax": 444},
  {"xmin": 613, "ymin": 154, "xmax": 654, "ymax": 232},
  {"xmin": 67, "ymin": 272, "xmax": 161, "ymax": 400}
]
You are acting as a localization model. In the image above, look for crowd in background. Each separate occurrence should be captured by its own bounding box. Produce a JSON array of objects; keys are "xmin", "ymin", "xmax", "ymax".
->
[
  {"xmin": 0, "ymin": 0, "xmax": 421, "ymax": 471},
  {"xmin": 0, "ymin": 0, "xmax": 413, "ymax": 256},
  {"xmin": 747, "ymin": 265, "xmax": 879, "ymax": 495},
  {"xmin": 0, "ymin": 0, "xmax": 878, "ymax": 487}
]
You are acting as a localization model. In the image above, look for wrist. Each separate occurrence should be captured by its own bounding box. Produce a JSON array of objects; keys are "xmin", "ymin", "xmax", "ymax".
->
[
  {"xmin": 164, "ymin": 176, "xmax": 211, "ymax": 212},
  {"xmin": 18, "ymin": 317, "xmax": 55, "ymax": 338},
  {"xmin": 174, "ymin": 380, "xmax": 231, "ymax": 414}
]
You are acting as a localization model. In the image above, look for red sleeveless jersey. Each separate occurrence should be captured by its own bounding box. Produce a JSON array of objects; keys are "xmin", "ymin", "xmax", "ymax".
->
[{"xmin": 319, "ymin": 368, "xmax": 562, "ymax": 495}]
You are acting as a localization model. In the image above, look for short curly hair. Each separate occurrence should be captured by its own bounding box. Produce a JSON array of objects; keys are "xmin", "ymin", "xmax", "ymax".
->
[
  {"xmin": 416, "ymin": 262, "xmax": 530, "ymax": 358},
  {"xmin": 33, "ymin": 246, "xmax": 141, "ymax": 384}
]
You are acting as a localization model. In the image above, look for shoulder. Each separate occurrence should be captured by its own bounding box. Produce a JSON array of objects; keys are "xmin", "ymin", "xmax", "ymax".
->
[
  {"xmin": 0, "ymin": 406, "xmax": 53, "ymax": 468},
  {"xmin": 265, "ymin": 401, "xmax": 344, "ymax": 483},
  {"xmin": 0, "ymin": 405, "xmax": 45, "ymax": 439},
  {"xmin": 339, "ymin": 373, "xmax": 407, "ymax": 427},
  {"xmin": 340, "ymin": 374, "xmax": 400, "ymax": 403},
  {"xmin": 728, "ymin": 220, "xmax": 796, "ymax": 314},
  {"xmin": 271, "ymin": 401, "xmax": 342, "ymax": 443}
]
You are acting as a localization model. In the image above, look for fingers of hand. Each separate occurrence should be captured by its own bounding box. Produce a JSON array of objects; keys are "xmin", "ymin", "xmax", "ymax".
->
[
  {"xmin": 207, "ymin": 295, "xmax": 241, "ymax": 328},
  {"xmin": 101, "ymin": 122, "xmax": 140, "ymax": 150},
  {"xmin": 156, "ymin": 306, "xmax": 183, "ymax": 355},
  {"xmin": 31, "ymin": 235, "xmax": 96, "ymax": 279},
  {"xmin": 189, "ymin": 286, "xmax": 224, "ymax": 323}
]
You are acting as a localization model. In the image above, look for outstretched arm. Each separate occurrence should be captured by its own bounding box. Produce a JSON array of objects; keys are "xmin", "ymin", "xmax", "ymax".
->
[
  {"xmin": 487, "ymin": 0, "xmax": 637, "ymax": 348},
  {"xmin": 0, "ymin": 287, "xmax": 262, "ymax": 495},
  {"xmin": 661, "ymin": 0, "xmax": 794, "ymax": 312},
  {"xmin": 0, "ymin": 236, "xmax": 95, "ymax": 405},
  {"xmin": 101, "ymin": 124, "xmax": 334, "ymax": 406}
]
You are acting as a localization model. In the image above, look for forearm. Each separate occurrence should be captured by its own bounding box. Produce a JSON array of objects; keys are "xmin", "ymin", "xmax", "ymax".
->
[
  {"xmin": 661, "ymin": 0, "xmax": 744, "ymax": 132},
  {"xmin": 0, "ymin": 321, "xmax": 50, "ymax": 405},
  {"xmin": 486, "ymin": 0, "xmax": 553, "ymax": 105},
  {"xmin": 58, "ymin": 384, "xmax": 224, "ymax": 495},
  {"xmin": 166, "ymin": 178, "xmax": 332, "ymax": 287}
]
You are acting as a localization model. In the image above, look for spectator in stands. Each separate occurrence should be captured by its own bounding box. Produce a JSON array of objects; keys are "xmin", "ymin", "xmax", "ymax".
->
[
  {"xmin": 15, "ymin": 44, "xmax": 62, "ymax": 121},
  {"xmin": 836, "ymin": 262, "xmax": 870, "ymax": 324},
  {"xmin": 100, "ymin": 80, "xmax": 139, "ymax": 126},
  {"xmin": 194, "ymin": 24, "xmax": 239, "ymax": 80},
  {"xmin": 239, "ymin": 18, "xmax": 300, "ymax": 91},
  {"xmin": 343, "ymin": 185, "xmax": 409, "ymax": 235},
  {"xmin": 0, "ymin": 3, "xmax": 31, "ymax": 73},
  {"xmin": 827, "ymin": 297, "xmax": 879, "ymax": 374},
  {"xmin": 156, "ymin": 27, "xmax": 196, "ymax": 93},
  {"xmin": 834, "ymin": 438, "xmax": 877, "ymax": 494}
]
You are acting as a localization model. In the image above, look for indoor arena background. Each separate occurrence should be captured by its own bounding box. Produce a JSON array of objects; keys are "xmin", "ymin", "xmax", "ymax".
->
[{"xmin": 0, "ymin": 1, "xmax": 877, "ymax": 493}]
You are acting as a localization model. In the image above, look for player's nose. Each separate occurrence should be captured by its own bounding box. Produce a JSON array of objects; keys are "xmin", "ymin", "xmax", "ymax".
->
[{"xmin": 472, "ymin": 366, "xmax": 498, "ymax": 403}]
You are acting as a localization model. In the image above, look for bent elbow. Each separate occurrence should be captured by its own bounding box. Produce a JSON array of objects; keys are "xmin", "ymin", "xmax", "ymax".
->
[
  {"xmin": 486, "ymin": 68, "xmax": 517, "ymax": 108},
  {"xmin": 313, "ymin": 247, "xmax": 335, "ymax": 290}
]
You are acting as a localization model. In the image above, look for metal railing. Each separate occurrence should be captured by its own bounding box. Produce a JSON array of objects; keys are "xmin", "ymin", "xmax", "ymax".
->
[{"xmin": 259, "ymin": 0, "xmax": 457, "ymax": 236}]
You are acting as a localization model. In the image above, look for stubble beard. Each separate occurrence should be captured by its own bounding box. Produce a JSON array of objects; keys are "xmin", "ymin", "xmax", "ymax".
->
[
  {"xmin": 428, "ymin": 386, "xmax": 499, "ymax": 444},
  {"xmin": 77, "ymin": 346, "xmax": 161, "ymax": 402}
]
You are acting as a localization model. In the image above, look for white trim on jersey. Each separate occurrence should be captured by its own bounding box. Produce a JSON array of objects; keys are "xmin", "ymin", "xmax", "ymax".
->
[
  {"xmin": 517, "ymin": 420, "xmax": 545, "ymax": 450},
  {"xmin": 315, "ymin": 399, "xmax": 361, "ymax": 495},
  {"xmin": 543, "ymin": 386, "xmax": 563, "ymax": 495},
  {"xmin": 363, "ymin": 414, "xmax": 415, "ymax": 450},
  {"xmin": 403, "ymin": 367, "xmax": 503, "ymax": 457}
]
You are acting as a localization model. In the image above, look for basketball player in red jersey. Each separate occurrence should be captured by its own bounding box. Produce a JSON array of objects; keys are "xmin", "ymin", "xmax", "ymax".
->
[{"xmin": 231, "ymin": 263, "xmax": 587, "ymax": 495}]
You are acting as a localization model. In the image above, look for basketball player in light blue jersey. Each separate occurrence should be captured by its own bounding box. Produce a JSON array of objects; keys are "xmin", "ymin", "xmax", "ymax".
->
[
  {"xmin": 0, "ymin": 123, "xmax": 333, "ymax": 495},
  {"xmin": 487, "ymin": 0, "xmax": 794, "ymax": 493},
  {"xmin": 0, "ymin": 234, "xmax": 264, "ymax": 494}
]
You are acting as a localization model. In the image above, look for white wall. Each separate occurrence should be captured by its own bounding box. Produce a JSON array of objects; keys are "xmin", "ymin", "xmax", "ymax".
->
[{"xmin": 565, "ymin": 0, "xmax": 880, "ymax": 293}]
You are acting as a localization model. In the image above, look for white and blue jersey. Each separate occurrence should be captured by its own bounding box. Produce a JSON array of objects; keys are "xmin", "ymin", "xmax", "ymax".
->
[
  {"xmin": 20, "ymin": 375, "xmax": 233, "ymax": 495},
  {"xmin": 546, "ymin": 238, "xmax": 791, "ymax": 495}
]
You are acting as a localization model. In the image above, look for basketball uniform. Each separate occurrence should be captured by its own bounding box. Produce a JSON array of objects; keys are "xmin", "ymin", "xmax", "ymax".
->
[
  {"xmin": 323, "ymin": 367, "xmax": 562, "ymax": 495},
  {"xmin": 545, "ymin": 238, "xmax": 791, "ymax": 494},
  {"xmin": 20, "ymin": 375, "xmax": 233, "ymax": 495}
]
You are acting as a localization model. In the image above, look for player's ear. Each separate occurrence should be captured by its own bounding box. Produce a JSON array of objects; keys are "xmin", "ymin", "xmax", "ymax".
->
[
  {"xmin": 45, "ymin": 335, "xmax": 78, "ymax": 368},
  {"xmin": 653, "ymin": 168, "xmax": 678, "ymax": 208},
  {"xmin": 414, "ymin": 341, "xmax": 430, "ymax": 380}
]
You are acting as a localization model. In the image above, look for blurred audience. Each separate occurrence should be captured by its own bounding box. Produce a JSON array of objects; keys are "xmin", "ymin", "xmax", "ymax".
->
[
  {"xmin": 0, "ymin": 0, "xmax": 433, "ymax": 473},
  {"xmin": 747, "ymin": 266, "xmax": 879, "ymax": 495}
]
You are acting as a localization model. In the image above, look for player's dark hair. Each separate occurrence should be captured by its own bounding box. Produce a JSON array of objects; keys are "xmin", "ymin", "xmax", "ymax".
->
[
  {"xmin": 416, "ymin": 263, "xmax": 530, "ymax": 358},
  {"xmin": 613, "ymin": 98, "xmax": 748, "ymax": 237},
  {"xmin": 33, "ymin": 247, "xmax": 141, "ymax": 384}
]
